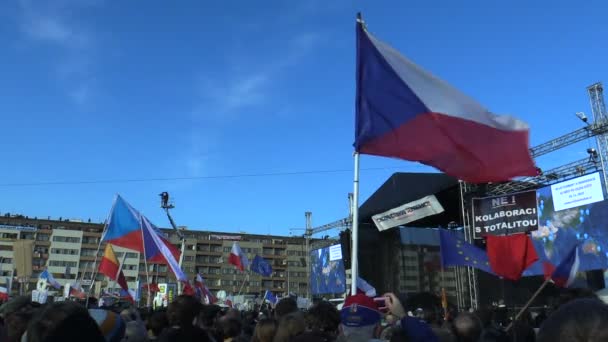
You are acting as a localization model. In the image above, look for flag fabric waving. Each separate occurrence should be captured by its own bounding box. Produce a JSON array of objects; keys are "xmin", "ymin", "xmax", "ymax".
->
[
  {"xmin": 354, "ymin": 16, "xmax": 536, "ymax": 183},
  {"xmin": 547, "ymin": 245, "xmax": 580, "ymax": 288},
  {"xmin": 98, "ymin": 244, "xmax": 131, "ymax": 296},
  {"xmin": 102, "ymin": 195, "xmax": 146, "ymax": 252},
  {"xmin": 486, "ymin": 234, "xmax": 538, "ymax": 281},
  {"xmin": 264, "ymin": 290, "xmax": 278, "ymax": 305},
  {"xmin": 229, "ymin": 242, "xmax": 249, "ymax": 271},
  {"xmin": 356, "ymin": 277, "xmax": 377, "ymax": 297},
  {"xmin": 250, "ymin": 255, "xmax": 273, "ymax": 277},
  {"xmin": 39, "ymin": 269, "xmax": 61, "ymax": 289},
  {"xmin": 141, "ymin": 215, "xmax": 188, "ymax": 282},
  {"xmin": 102, "ymin": 195, "xmax": 181, "ymax": 264},
  {"xmin": 439, "ymin": 229, "xmax": 494, "ymax": 274},
  {"xmin": 195, "ymin": 274, "xmax": 216, "ymax": 304}
]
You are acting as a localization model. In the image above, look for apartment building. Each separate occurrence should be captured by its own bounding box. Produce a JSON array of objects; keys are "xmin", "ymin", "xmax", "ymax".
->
[{"xmin": 0, "ymin": 215, "xmax": 310, "ymax": 299}]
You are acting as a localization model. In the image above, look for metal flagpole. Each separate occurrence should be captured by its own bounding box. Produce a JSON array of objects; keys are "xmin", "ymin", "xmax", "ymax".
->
[
  {"xmin": 114, "ymin": 252, "xmax": 128, "ymax": 291},
  {"xmin": 140, "ymin": 217, "xmax": 152, "ymax": 308},
  {"xmin": 350, "ymin": 152, "xmax": 361, "ymax": 295},
  {"xmin": 85, "ymin": 195, "xmax": 118, "ymax": 306},
  {"xmin": 237, "ymin": 271, "xmax": 249, "ymax": 296}
]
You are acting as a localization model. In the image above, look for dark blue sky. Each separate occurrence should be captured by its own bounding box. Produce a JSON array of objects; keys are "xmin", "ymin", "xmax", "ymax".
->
[{"xmin": 1, "ymin": 0, "xmax": 606, "ymax": 236}]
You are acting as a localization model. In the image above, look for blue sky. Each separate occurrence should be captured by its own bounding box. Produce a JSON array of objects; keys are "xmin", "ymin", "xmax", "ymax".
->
[{"xmin": 1, "ymin": 0, "xmax": 606, "ymax": 237}]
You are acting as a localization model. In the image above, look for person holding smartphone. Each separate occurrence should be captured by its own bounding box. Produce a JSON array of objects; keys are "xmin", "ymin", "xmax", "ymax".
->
[{"xmin": 383, "ymin": 292, "xmax": 440, "ymax": 342}]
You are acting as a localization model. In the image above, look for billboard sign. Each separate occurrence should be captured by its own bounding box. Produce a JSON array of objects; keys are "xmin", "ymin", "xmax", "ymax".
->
[{"xmin": 472, "ymin": 190, "xmax": 538, "ymax": 239}]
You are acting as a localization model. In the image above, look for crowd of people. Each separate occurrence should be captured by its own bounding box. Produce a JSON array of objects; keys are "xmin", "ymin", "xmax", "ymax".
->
[{"xmin": 1, "ymin": 287, "xmax": 608, "ymax": 342}]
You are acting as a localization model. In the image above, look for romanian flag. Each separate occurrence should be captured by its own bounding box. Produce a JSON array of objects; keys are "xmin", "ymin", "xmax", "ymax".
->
[{"xmin": 99, "ymin": 244, "xmax": 130, "ymax": 295}]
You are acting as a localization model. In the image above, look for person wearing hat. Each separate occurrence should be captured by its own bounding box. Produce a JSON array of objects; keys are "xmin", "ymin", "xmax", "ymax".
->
[{"xmin": 339, "ymin": 293, "xmax": 383, "ymax": 341}]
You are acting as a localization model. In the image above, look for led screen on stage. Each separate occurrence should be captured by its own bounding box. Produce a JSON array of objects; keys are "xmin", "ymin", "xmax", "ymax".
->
[
  {"xmin": 310, "ymin": 244, "xmax": 346, "ymax": 295},
  {"xmin": 525, "ymin": 172, "xmax": 608, "ymax": 275}
]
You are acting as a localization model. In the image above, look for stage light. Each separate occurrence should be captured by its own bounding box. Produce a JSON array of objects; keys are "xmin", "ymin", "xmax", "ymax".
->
[
  {"xmin": 576, "ymin": 112, "xmax": 588, "ymax": 123},
  {"xmin": 587, "ymin": 148, "xmax": 599, "ymax": 162}
]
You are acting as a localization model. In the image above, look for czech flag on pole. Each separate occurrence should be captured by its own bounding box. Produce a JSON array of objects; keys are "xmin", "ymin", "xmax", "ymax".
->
[
  {"xmin": 102, "ymin": 195, "xmax": 181, "ymax": 265},
  {"xmin": 228, "ymin": 242, "xmax": 249, "ymax": 272},
  {"xmin": 354, "ymin": 14, "xmax": 536, "ymax": 183},
  {"xmin": 546, "ymin": 245, "xmax": 580, "ymax": 288}
]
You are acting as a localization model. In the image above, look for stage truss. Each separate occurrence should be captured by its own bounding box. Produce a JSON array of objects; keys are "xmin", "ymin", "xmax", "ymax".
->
[{"xmin": 456, "ymin": 82, "xmax": 608, "ymax": 310}]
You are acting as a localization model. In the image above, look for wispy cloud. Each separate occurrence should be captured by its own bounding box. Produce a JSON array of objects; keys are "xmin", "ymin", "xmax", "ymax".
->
[
  {"xmin": 181, "ymin": 31, "xmax": 323, "ymax": 180},
  {"xmin": 196, "ymin": 32, "xmax": 322, "ymax": 119},
  {"xmin": 15, "ymin": 0, "xmax": 99, "ymax": 106}
]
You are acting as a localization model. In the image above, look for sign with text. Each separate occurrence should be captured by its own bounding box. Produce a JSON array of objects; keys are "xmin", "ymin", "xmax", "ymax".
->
[
  {"xmin": 372, "ymin": 195, "xmax": 445, "ymax": 231},
  {"xmin": 209, "ymin": 234, "xmax": 242, "ymax": 241},
  {"xmin": 472, "ymin": 190, "xmax": 538, "ymax": 239},
  {"xmin": 329, "ymin": 244, "xmax": 342, "ymax": 261},
  {"xmin": 0, "ymin": 225, "xmax": 37, "ymax": 232},
  {"xmin": 551, "ymin": 172, "xmax": 604, "ymax": 211}
]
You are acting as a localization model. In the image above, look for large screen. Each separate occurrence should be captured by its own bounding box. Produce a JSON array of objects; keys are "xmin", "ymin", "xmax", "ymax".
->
[
  {"xmin": 310, "ymin": 244, "xmax": 346, "ymax": 295},
  {"xmin": 525, "ymin": 172, "xmax": 608, "ymax": 275}
]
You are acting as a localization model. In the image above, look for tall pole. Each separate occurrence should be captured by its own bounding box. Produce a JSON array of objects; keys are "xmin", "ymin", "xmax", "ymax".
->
[
  {"xmin": 350, "ymin": 152, "xmax": 361, "ymax": 295},
  {"xmin": 305, "ymin": 212, "xmax": 312, "ymax": 299}
]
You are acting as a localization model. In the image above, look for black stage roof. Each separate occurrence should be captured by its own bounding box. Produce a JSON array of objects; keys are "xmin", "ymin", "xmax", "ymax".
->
[
  {"xmin": 358, "ymin": 172, "xmax": 462, "ymax": 294},
  {"xmin": 358, "ymin": 172, "xmax": 461, "ymax": 228}
]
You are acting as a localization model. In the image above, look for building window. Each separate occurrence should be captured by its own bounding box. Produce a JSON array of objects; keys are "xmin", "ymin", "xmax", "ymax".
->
[
  {"xmin": 51, "ymin": 248, "xmax": 79, "ymax": 255},
  {"xmin": 36, "ymin": 234, "xmax": 50, "ymax": 241},
  {"xmin": 223, "ymin": 247, "xmax": 231, "ymax": 253},
  {"xmin": 52, "ymin": 236, "xmax": 81, "ymax": 243},
  {"xmin": 48, "ymin": 260, "xmax": 77, "ymax": 267},
  {"xmin": 80, "ymin": 249, "xmax": 96, "ymax": 256}
]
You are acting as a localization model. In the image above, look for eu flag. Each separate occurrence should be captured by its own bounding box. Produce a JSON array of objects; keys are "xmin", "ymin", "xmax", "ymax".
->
[
  {"xmin": 250, "ymin": 255, "xmax": 273, "ymax": 277},
  {"xmin": 439, "ymin": 230, "xmax": 494, "ymax": 274},
  {"xmin": 264, "ymin": 290, "xmax": 278, "ymax": 305}
]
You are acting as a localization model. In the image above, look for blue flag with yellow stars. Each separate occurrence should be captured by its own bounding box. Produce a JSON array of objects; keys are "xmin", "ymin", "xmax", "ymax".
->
[{"xmin": 439, "ymin": 229, "xmax": 494, "ymax": 274}]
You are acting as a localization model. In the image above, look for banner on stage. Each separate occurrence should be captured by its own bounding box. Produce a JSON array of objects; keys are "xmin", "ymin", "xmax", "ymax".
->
[
  {"xmin": 550, "ymin": 172, "xmax": 604, "ymax": 211},
  {"xmin": 372, "ymin": 195, "xmax": 444, "ymax": 231},
  {"xmin": 472, "ymin": 190, "xmax": 538, "ymax": 239}
]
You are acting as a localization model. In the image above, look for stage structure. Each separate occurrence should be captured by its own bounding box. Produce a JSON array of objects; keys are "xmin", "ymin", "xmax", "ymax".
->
[
  {"xmin": 306, "ymin": 83, "xmax": 608, "ymax": 310},
  {"xmin": 289, "ymin": 194, "xmax": 354, "ymax": 298},
  {"xmin": 458, "ymin": 82, "xmax": 608, "ymax": 310}
]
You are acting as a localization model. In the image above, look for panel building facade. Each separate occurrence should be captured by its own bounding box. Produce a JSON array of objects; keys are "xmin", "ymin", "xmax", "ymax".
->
[{"xmin": 0, "ymin": 215, "xmax": 310, "ymax": 299}]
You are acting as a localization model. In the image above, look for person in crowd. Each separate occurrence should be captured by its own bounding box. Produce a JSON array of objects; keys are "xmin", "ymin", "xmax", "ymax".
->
[
  {"xmin": 198, "ymin": 305, "xmax": 223, "ymax": 341},
  {"xmin": 298, "ymin": 300, "xmax": 340, "ymax": 341},
  {"xmin": 274, "ymin": 298, "xmax": 298, "ymax": 320},
  {"xmin": 508, "ymin": 311, "xmax": 535, "ymax": 342},
  {"xmin": 120, "ymin": 307, "xmax": 148, "ymax": 342},
  {"xmin": 124, "ymin": 321, "xmax": 149, "ymax": 342},
  {"xmin": 339, "ymin": 293, "xmax": 383, "ymax": 342},
  {"xmin": 217, "ymin": 317, "xmax": 242, "ymax": 342},
  {"xmin": 273, "ymin": 311, "xmax": 306, "ymax": 342},
  {"xmin": 26, "ymin": 302, "xmax": 106, "ymax": 342},
  {"xmin": 0, "ymin": 296, "xmax": 40, "ymax": 342},
  {"xmin": 384, "ymin": 292, "xmax": 439, "ymax": 342},
  {"xmin": 158, "ymin": 295, "xmax": 210, "ymax": 341},
  {"xmin": 451, "ymin": 312, "xmax": 482, "ymax": 342},
  {"xmin": 537, "ymin": 298, "xmax": 608, "ymax": 342},
  {"xmin": 146, "ymin": 310, "xmax": 168, "ymax": 340},
  {"xmin": 252, "ymin": 318, "xmax": 277, "ymax": 342}
]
